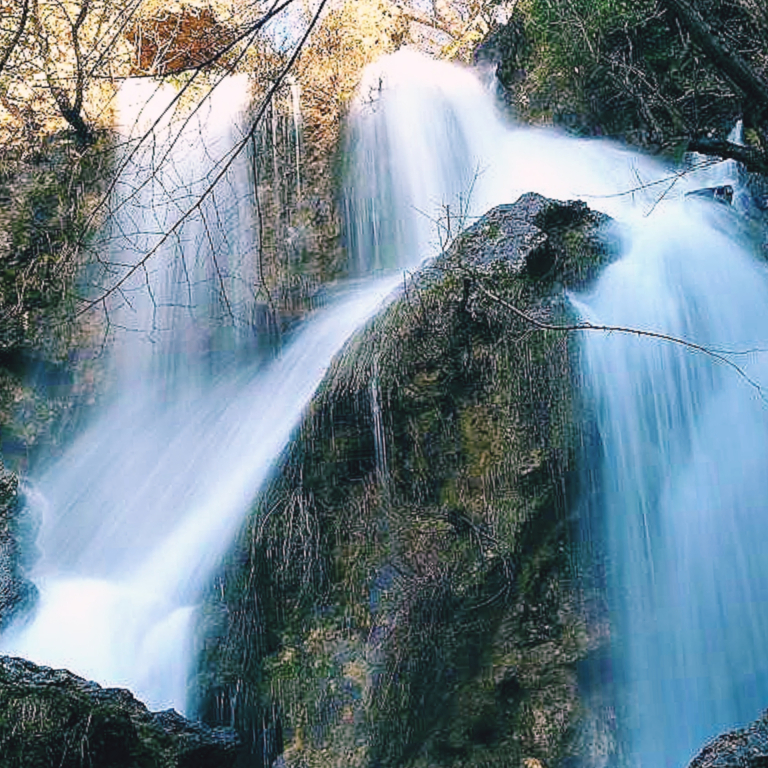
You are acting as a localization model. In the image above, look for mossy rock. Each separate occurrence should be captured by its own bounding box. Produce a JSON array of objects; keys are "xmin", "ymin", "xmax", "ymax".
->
[
  {"xmin": 197, "ymin": 193, "xmax": 617, "ymax": 768},
  {"xmin": 0, "ymin": 656, "xmax": 240, "ymax": 768},
  {"xmin": 477, "ymin": 1, "xmax": 748, "ymax": 153}
]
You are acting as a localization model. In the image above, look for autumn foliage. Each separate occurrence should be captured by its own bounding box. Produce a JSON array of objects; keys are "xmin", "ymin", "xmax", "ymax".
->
[{"xmin": 125, "ymin": 5, "xmax": 238, "ymax": 76}]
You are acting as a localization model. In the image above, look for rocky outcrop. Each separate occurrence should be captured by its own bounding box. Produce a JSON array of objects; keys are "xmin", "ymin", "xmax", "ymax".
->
[
  {"xmin": 689, "ymin": 710, "xmax": 768, "ymax": 768},
  {"xmin": 476, "ymin": 3, "xmax": 746, "ymax": 151},
  {"xmin": 0, "ymin": 655, "xmax": 240, "ymax": 768},
  {"xmin": 0, "ymin": 464, "xmax": 37, "ymax": 630},
  {"xmin": 197, "ymin": 193, "xmax": 619, "ymax": 768}
]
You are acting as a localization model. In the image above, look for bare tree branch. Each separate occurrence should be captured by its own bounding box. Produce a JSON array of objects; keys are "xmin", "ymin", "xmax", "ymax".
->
[
  {"xmin": 84, "ymin": 0, "xmax": 145, "ymax": 88},
  {"xmin": 687, "ymin": 137, "xmax": 768, "ymax": 175},
  {"xmin": 74, "ymin": 0, "xmax": 330, "ymax": 319},
  {"xmin": 0, "ymin": 0, "xmax": 30, "ymax": 78},
  {"xmin": 660, "ymin": 0, "xmax": 768, "ymax": 116},
  {"xmin": 468, "ymin": 272, "xmax": 768, "ymax": 402},
  {"xmin": 73, "ymin": 0, "xmax": 299, "ymax": 245},
  {"xmin": 31, "ymin": 0, "xmax": 93, "ymax": 142}
]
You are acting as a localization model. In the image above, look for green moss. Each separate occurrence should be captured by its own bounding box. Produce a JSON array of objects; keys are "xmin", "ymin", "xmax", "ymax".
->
[
  {"xmin": 516, "ymin": 0, "xmax": 655, "ymax": 117},
  {"xmin": 198, "ymin": 197, "xmax": 615, "ymax": 768}
]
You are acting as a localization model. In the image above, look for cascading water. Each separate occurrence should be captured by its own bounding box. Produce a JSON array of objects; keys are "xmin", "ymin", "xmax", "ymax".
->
[
  {"xmin": 348, "ymin": 51, "xmax": 768, "ymax": 768},
  {"xmin": 0, "ymin": 76, "xmax": 403, "ymax": 712},
  {"xmin": 2, "ymin": 49, "xmax": 767, "ymax": 767},
  {"xmin": 576, "ymin": 201, "xmax": 768, "ymax": 768}
]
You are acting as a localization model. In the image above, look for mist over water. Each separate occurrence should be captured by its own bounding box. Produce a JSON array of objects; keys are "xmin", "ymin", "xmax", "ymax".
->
[{"xmin": 2, "ymin": 50, "xmax": 767, "ymax": 767}]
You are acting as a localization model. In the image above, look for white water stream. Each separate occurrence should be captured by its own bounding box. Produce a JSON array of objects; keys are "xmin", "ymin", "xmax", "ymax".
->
[
  {"xmin": 1, "ymin": 77, "xmax": 402, "ymax": 711},
  {"xmin": 2, "ymin": 51, "xmax": 767, "ymax": 768}
]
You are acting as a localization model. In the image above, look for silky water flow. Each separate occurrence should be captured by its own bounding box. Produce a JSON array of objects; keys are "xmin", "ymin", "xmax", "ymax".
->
[
  {"xmin": 0, "ymin": 76, "xmax": 403, "ymax": 711},
  {"xmin": 1, "ymin": 51, "xmax": 766, "ymax": 768}
]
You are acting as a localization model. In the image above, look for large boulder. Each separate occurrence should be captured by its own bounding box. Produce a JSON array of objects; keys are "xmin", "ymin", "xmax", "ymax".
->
[
  {"xmin": 197, "ymin": 193, "xmax": 618, "ymax": 768},
  {"xmin": 0, "ymin": 655, "xmax": 240, "ymax": 768}
]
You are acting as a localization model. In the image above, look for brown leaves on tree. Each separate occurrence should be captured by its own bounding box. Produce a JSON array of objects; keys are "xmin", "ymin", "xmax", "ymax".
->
[{"xmin": 126, "ymin": 5, "xmax": 238, "ymax": 76}]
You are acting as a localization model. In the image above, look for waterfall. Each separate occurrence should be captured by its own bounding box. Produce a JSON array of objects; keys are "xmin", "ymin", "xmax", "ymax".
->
[
  {"xmin": 343, "ymin": 51, "xmax": 768, "ymax": 768},
  {"xmin": 0, "ymin": 76, "xmax": 401, "ymax": 712},
  {"xmin": 576, "ymin": 200, "xmax": 768, "ymax": 768},
  {"xmin": 2, "ymin": 49, "xmax": 767, "ymax": 766}
]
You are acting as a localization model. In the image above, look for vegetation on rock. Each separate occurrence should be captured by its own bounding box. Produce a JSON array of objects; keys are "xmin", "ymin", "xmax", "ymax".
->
[
  {"xmin": 480, "ymin": 0, "xmax": 768, "ymax": 170},
  {"xmin": 197, "ymin": 193, "xmax": 618, "ymax": 768}
]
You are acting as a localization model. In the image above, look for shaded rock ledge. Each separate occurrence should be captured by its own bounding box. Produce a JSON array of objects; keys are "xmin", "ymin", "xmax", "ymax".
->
[
  {"xmin": 0, "ymin": 655, "xmax": 240, "ymax": 768},
  {"xmin": 688, "ymin": 710, "xmax": 768, "ymax": 768},
  {"xmin": 197, "ymin": 193, "xmax": 619, "ymax": 768}
]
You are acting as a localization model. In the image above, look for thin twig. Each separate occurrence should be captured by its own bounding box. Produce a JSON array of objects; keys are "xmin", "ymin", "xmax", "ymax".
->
[
  {"xmin": 470, "ymin": 275, "xmax": 768, "ymax": 402},
  {"xmin": 582, "ymin": 156, "xmax": 721, "ymax": 200}
]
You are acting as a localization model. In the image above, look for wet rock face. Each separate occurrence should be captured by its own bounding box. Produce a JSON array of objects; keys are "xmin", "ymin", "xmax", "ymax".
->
[
  {"xmin": 0, "ymin": 656, "xmax": 240, "ymax": 768},
  {"xmin": 688, "ymin": 711, "xmax": 768, "ymax": 768},
  {"xmin": 198, "ymin": 194, "xmax": 617, "ymax": 768},
  {"xmin": 0, "ymin": 466, "xmax": 38, "ymax": 631}
]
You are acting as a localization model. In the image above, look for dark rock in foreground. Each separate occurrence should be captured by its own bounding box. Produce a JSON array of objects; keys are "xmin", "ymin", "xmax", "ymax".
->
[
  {"xmin": 689, "ymin": 711, "xmax": 768, "ymax": 768},
  {"xmin": 0, "ymin": 655, "xmax": 240, "ymax": 768}
]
